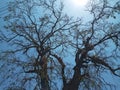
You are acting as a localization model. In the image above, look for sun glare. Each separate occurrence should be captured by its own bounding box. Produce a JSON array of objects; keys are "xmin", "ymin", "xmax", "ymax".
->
[
  {"xmin": 64, "ymin": 0, "xmax": 90, "ymax": 18},
  {"xmin": 72, "ymin": 0, "xmax": 88, "ymax": 7}
]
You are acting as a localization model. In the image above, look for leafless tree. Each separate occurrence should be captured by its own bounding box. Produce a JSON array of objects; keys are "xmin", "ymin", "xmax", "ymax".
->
[{"xmin": 0, "ymin": 0, "xmax": 120, "ymax": 90}]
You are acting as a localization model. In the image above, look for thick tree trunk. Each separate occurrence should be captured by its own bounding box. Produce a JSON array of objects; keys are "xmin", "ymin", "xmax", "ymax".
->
[
  {"xmin": 63, "ymin": 69, "xmax": 81, "ymax": 90},
  {"xmin": 41, "ymin": 77, "xmax": 49, "ymax": 90},
  {"xmin": 63, "ymin": 48, "xmax": 88, "ymax": 90},
  {"xmin": 40, "ymin": 56, "xmax": 50, "ymax": 90}
]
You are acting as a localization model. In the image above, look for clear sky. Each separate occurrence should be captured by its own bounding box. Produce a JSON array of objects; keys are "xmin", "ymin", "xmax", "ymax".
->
[
  {"xmin": 63, "ymin": 0, "xmax": 92, "ymax": 21},
  {"xmin": 0, "ymin": 0, "xmax": 120, "ymax": 89}
]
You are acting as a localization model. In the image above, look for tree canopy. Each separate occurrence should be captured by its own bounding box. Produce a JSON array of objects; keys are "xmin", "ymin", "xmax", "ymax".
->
[{"xmin": 0, "ymin": 0, "xmax": 120, "ymax": 90}]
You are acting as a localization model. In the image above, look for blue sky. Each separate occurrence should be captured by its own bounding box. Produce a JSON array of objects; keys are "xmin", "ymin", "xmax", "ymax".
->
[{"xmin": 0, "ymin": 0, "xmax": 120, "ymax": 89}]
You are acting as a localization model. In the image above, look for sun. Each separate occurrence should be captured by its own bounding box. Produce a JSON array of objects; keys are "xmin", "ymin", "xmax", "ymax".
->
[
  {"xmin": 72, "ymin": 0, "xmax": 88, "ymax": 7},
  {"xmin": 63, "ymin": 0, "xmax": 89, "ymax": 17}
]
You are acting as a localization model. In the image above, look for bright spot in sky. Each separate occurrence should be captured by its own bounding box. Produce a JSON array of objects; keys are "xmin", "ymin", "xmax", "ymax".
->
[
  {"xmin": 64, "ymin": 0, "xmax": 90, "ymax": 18},
  {"xmin": 71, "ymin": 0, "xmax": 88, "ymax": 7}
]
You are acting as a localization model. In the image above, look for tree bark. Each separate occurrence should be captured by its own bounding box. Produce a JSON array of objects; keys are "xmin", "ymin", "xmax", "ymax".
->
[
  {"xmin": 40, "ymin": 56, "xmax": 50, "ymax": 90},
  {"xmin": 63, "ymin": 67, "xmax": 81, "ymax": 90},
  {"xmin": 63, "ymin": 48, "xmax": 88, "ymax": 90}
]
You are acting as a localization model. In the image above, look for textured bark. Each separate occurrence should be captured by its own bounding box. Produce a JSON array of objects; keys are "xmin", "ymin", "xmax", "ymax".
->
[
  {"xmin": 63, "ymin": 69, "xmax": 81, "ymax": 90},
  {"xmin": 40, "ymin": 56, "xmax": 50, "ymax": 90}
]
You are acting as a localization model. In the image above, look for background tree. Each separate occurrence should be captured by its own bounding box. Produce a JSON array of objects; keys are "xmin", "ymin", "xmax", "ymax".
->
[{"xmin": 0, "ymin": 0, "xmax": 120, "ymax": 90}]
